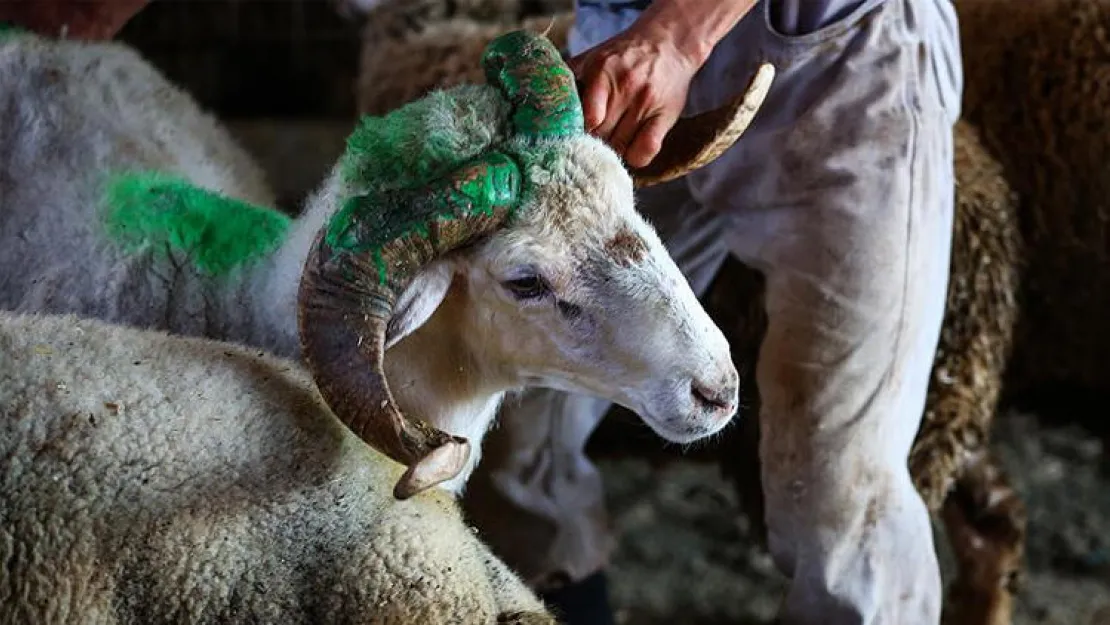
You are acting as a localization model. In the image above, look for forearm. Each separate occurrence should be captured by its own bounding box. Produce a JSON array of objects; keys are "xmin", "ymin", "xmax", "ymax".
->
[{"xmin": 631, "ymin": 0, "xmax": 758, "ymax": 66}]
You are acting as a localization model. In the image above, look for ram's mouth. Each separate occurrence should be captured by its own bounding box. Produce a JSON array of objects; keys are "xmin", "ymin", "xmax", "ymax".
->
[
  {"xmin": 638, "ymin": 411, "xmax": 731, "ymax": 446},
  {"xmin": 635, "ymin": 384, "xmax": 737, "ymax": 444}
]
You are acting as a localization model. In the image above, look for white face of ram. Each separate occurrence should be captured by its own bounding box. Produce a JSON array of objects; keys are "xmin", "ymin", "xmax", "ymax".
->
[{"xmin": 460, "ymin": 137, "xmax": 741, "ymax": 443}]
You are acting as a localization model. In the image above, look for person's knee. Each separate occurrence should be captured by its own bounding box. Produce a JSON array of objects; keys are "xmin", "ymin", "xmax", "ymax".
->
[{"xmin": 768, "ymin": 469, "xmax": 942, "ymax": 624}]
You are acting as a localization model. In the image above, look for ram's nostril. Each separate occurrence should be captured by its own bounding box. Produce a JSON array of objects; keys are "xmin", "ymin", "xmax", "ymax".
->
[{"xmin": 691, "ymin": 380, "xmax": 733, "ymax": 411}]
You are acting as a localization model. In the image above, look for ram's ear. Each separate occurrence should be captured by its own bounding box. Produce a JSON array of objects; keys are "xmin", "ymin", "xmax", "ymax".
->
[{"xmin": 384, "ymin": 260, "xmax": 456, "ymax": 350}]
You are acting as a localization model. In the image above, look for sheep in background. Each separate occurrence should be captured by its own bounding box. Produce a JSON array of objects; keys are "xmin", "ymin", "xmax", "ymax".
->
[
  {"xmin": 358, "ymin": 13, "xmax": 572, "ymax": 116},
  {"xmin": 954, "ymin": 0, "xmax": 1110, "ymax": 410},
  {"xmin": 0, "ymin": 310, "xmax": 557, "ymax": 625},
  {"xmin": 0, "ymin": 29, "xmax": 775, "ymax": 498}
]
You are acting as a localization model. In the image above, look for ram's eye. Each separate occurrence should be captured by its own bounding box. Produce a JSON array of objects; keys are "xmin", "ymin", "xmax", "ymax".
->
[{"xmin": 504, "ymin": 275, "xmax": 549, "ymax": 300}]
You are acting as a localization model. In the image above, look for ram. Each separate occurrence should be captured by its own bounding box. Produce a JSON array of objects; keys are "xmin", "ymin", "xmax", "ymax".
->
[
  {"xmin": 347, "ymin": 3, "xmax": 1110, "ymax": 624},
  {"xmin": 0, "ymin": 310, "xmax": 556, "ymax": 625},
  {"xmin": 0, "ymin": 28, "xmax": 775, "ymax": 498}
]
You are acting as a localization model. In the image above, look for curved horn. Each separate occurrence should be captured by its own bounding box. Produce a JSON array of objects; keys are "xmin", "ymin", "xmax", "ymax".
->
[
  {"xmin": 630, "ymin": 62, "xmax": 776, "ymax": 187},
  {"xmin": 298, "ymin": 30, "xmax": 579, "ymax": 500},
  {"xmin": 482, "ymin": 29, "xmax": 585, "ymax": 139},
  {"xmin": 298, "ymin": 152, "xmax": 522, "ymax": 500}
]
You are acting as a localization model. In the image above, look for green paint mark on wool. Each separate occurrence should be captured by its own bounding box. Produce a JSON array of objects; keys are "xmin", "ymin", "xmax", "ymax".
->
[
  {"xmin": 321, "ymin": 30, "xmax": 581, "ymax": 290},
  {"xmin": 340, "ymin": 85, "xmax": 511, "ymax": 192},
  {"xmin": 103, "ymin": 171, "xmax": 290, "ymax": 276},
  {"xmin": 337, "ymin": 31, "xmax": 580, "ymax": 199}
]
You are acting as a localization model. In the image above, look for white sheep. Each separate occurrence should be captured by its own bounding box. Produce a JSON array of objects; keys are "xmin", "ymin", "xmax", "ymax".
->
[
  {"xmin": 0, "ymin": 309, "xmax": 555, "ymax": 625},
  {"xmin": 0, "ymin": 29, "xmax": 775, "ymax": 498}
]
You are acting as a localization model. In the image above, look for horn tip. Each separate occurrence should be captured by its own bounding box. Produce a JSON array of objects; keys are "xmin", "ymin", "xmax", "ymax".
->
[
  {"xmin": 392, "ymin": 438, "xmax": 472, "ymax": 500},
  {"xmin": 630, "ymin": 61, "xmax": 777, "ymax": 188}
]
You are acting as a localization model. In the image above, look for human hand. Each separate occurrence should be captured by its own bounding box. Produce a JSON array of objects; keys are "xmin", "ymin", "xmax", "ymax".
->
[{"xmin": 568, "ymin": 23, "xmax": 703, "ymax": 169}]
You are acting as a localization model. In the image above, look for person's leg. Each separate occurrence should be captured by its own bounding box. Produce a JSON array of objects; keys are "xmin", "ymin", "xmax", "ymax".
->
[
  {"xmin": 461, "ymin": 175, "xmax": 732, "ymax": 607},
  {"xmin": 683, "ymin": 0, "xmax": 963, "ymax": 622}
]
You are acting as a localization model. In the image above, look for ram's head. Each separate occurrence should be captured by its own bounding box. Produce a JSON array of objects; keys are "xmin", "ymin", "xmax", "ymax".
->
[{"xmin": 298, "ymin": 29, "xmax": 775, "ymax": 499}]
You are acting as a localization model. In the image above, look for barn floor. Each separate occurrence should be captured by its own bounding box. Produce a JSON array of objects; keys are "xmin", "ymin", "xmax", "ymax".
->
[
  {"xmin": 229, "ymin": 119, "xmax": 1110, "ymax": 625},
  {"xmin": 600, "ymin": 411, "xmax": 1110, "ymax": 625}
]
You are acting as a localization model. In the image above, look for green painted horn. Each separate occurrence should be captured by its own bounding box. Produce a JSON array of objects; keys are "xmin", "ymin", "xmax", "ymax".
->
[
  {"xmin": 296, "ymin": 29, "xmax": 582, "ymax": 500},
  {"xmin": 297, "ymin": 152, "xmax": 522, "ymax": 500},
  {"xmin": 482, "ymin": 29, "xmax": 585, "ymax": 139}
]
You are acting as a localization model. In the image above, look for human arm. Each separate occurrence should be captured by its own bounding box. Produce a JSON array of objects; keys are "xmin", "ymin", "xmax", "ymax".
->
[{"xmin": 569, "ymin": 0, "xmax": 758, "ymax": 168}]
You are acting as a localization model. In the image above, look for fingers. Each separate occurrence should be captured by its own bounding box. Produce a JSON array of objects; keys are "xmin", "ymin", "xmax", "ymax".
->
[
  {"xmin": 571, "ymin": 48, "xmax": 633, "ymax": 138},
  {"xmin": 567, "ymin": 36, "xmax": 688, "ymax": 168},
  {"xmin": 586, "ymin": 67, "xmax": 645, "ymax": 148},
  {"xmin": 593, "ymin": 71, "xmax": 634, "ymax": 139},
  {"xmin": 580, "ymin": 69, "xmax": 613, "ymax": 133},
  {"xmin": 569, "ymin": 51, "xmax": 610, "ymax": 132},
  {"xmin": 624, "ymin": 111, "xmax": 677, "ymax": 168},
  {"xmin": 608, "ymin": 88, "xmax": 676, "ymax": 168},
  {"xmin": 609, "ymin": 105, "xmax": 644, "ymax": 159},
  {"xmin": 584, "ymin": 80, "xmax": 670, "ymax": 168}
]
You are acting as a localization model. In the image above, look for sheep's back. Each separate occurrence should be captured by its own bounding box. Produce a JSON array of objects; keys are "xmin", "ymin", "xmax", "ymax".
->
[
  {"xmin": 0, "ymin": 311, "xmax": 534, "ymax": 624},
  {"xmin": 0, "ymin": 34, "xmax": 275, "ymax": 327}
]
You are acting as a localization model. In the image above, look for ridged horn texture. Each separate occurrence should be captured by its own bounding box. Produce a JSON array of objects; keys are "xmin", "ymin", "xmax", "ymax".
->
[
  {"xmin": 298, "ymin": 29, "xmax": 584, "ymax": 501},
  {"xmin": 630, "ymin": 62, "xmax": 776, "ymax": 188},
  {"xmin": 482, "ymin": 29, "xmax": 585, "ymax": 140},
  {"xmin": 298, "ymin": 153, "xmax": 521, "ymax": 500}
]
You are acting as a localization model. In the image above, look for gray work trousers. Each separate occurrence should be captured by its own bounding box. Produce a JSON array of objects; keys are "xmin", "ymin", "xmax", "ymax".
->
[{"xmin": 463, "ymin": 1, "xmax": 964, "ymax": 623}]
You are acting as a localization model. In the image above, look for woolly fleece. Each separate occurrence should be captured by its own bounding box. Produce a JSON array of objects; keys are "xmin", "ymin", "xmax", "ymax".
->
[{"xmin": 0, "ymin": 310, "xmax": 553, "ymax": 625}]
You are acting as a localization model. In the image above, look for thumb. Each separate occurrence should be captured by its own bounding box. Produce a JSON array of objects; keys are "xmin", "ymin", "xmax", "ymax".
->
[{"xmin": 625, "ymin": 109, "xmax": 679, "ymax": 168}]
